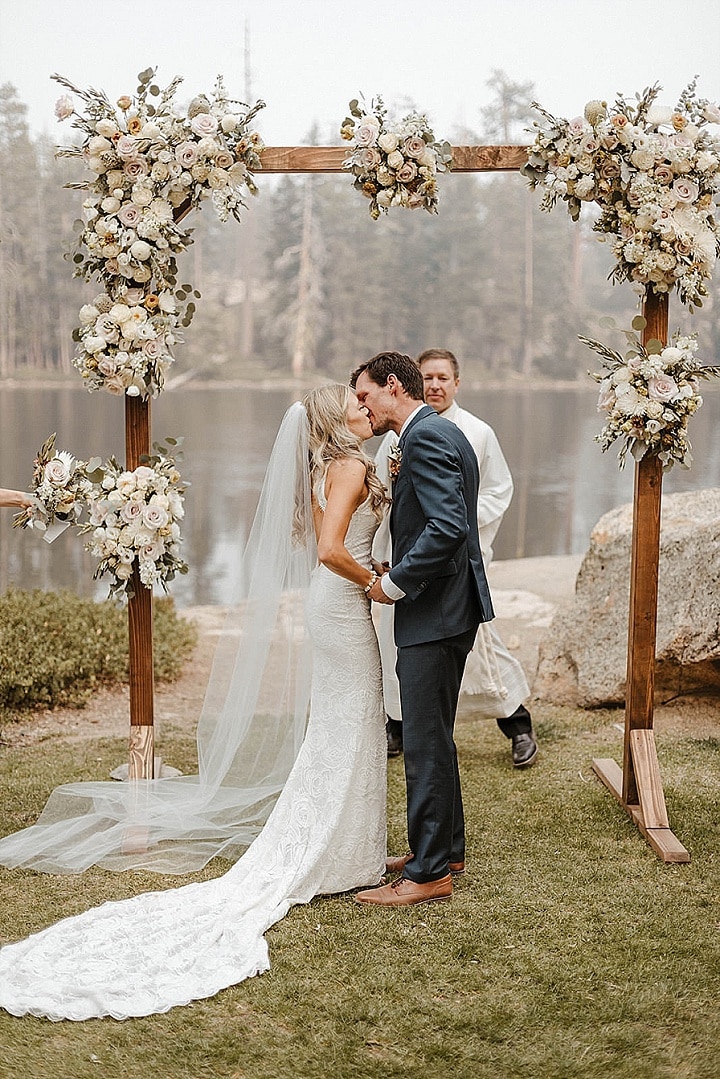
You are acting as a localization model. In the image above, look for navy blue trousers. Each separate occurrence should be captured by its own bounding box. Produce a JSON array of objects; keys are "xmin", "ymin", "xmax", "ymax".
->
[{"xmin": 396, "ymin": 626, "xmax": 477, "ymax": 883}]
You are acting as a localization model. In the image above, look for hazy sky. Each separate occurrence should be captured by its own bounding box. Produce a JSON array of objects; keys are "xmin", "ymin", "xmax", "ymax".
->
[{"xmin": 1, "ymin": 0, "xmax": 719, "ymax": 145}]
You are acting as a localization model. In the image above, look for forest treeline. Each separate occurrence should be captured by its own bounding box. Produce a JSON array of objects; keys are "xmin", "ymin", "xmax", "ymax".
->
[{"xmin": 1, "ymin": 73, "xmax": 718, "ymax": 385}]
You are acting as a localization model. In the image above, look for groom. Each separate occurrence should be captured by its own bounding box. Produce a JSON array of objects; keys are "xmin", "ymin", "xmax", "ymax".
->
[{"xmin": 351, "ymin": 352, "xmax": 494, "ymax": 907}]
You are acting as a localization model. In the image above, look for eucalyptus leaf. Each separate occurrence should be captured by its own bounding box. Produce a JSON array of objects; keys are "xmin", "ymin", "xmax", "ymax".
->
[
  {"xmin": 646, "ymin": 338, "xmax": 663, "ymax": 355},
  {"xmin": 631, "ymin": 315, "xmax": 647, "ymax": 330}
]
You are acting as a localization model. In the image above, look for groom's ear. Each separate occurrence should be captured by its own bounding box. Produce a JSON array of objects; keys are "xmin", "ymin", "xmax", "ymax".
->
[{"xmin": 386, "ymin": 374, "xmax": 399, "ymax": 395}]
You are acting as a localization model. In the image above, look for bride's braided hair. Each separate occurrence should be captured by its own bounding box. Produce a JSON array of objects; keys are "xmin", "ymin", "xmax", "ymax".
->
[{"xmin": 302, "ymin": 384, "xmax": 389, "ymax": 522}]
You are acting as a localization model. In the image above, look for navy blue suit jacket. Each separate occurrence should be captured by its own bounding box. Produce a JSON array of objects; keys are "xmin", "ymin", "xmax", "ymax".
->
[{"xmin": 389, "ymin": 405, "xmax": 494, "ymax": 648}]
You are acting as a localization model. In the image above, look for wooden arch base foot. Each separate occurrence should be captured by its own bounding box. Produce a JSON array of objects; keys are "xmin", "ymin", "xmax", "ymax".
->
[{"xmin": 592, "ymin": 730, "xmax": 689, "ymax": 863}]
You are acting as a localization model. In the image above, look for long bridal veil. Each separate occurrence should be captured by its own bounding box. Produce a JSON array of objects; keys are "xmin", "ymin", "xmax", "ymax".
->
[{"xmin": 0, "ymin": 402, "xmax": 317, "ymax": 874}]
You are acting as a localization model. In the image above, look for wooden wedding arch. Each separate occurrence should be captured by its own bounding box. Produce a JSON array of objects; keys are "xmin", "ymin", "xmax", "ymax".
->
[{"xmin": 125, "ymin": 141, "xmax": 689, "ymax": 863}]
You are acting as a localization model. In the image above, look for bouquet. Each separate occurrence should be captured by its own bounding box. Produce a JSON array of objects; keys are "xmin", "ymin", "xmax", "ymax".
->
[
  {"xmin": 53, "ymin": 67, "xmax": 265, "ymax": 396},
  {"xmin": 13, "ymin": 434, "xmax": 92, "ymax": 533},
  {"xmin": 341, "ymin": 95, "xmax": 452, "ymax": 219},
  {"xmin": 523, "ymin": 79, "xmax": 720, "ymax": 309},
  {"xmin": 583, "ymin": 316, "xmax": 720, "ymax": 469}
]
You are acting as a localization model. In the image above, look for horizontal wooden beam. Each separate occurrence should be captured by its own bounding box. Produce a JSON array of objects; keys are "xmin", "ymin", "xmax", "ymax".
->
[{"xmin": 257, "ymin": 145, "xmax": 529, "ymax": 174}]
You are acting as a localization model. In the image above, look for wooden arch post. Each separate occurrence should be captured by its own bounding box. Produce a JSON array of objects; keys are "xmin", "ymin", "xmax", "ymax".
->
[
  {"xmin": 591, "ymin": 291, "xmax": 690, "ymax": 863},
  {"xmin": 125, "ymin": 394, "xmax": 154, "ymax": 780}
]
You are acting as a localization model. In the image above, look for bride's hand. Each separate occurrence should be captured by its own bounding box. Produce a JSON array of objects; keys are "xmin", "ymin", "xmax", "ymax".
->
[{"xmin": 372, "ymin": 560, "xmax": 390, "ymax": 576}]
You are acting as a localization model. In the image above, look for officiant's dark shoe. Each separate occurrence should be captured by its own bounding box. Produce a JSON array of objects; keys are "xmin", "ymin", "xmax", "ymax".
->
[
  {"xmin": 356, "ymin": 874, "xmax": 452, "ymax": 907},
  {"xmin": 386, "ymin": 718, "xmax": 403, "ymax": 758},
  {"xmin": 512, "ymin": 732, "xmax": 538, "ymax": 768},
  {"xmin": 385, "ymin": 854, "xmax": 465, "ymax": 876}
]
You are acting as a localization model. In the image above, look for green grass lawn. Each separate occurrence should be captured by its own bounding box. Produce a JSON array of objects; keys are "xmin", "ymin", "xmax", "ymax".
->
[{"xmin": 0, "ymin": 700, "xmax": 718, "ymax": 1079}]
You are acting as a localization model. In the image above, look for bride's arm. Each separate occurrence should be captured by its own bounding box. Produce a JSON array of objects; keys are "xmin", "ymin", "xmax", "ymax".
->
[{"xmin": 317, "ymin": 459, "xmax": 376, "ymax": 589}]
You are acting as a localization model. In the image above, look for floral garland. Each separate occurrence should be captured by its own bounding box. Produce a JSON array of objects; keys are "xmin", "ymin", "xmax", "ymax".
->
[
  {"xmin": 341, "ymin": 96, "xmax": 452, "ymax": 219},
  {"xmin": 522, "ymin": 80, "xmax": 720, "ymax": 310},
  {"xmin": 15, "ymin": 435, "xmax": 187, "ymax": 599},
  {"xmin": 582, "ymin": 317, "xmax": 720, "ymax": 469},
  {"xmin": 53, "ymin": 68, "xmax": 265, "ymax": 397}
]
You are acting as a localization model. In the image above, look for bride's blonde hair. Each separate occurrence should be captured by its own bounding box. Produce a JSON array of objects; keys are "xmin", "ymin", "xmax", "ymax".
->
[{"xmin": 302, "ymin": 383, "xmax": 389, "ymax": 521}]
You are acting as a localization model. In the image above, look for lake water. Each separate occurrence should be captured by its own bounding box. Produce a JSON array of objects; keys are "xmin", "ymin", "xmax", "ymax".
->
[{"xmin": 1, "ymin": 384, "xmax": 718, "ymax": 606}]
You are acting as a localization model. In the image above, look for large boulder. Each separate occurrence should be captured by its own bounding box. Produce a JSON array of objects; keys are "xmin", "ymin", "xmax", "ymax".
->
[{"xmin": 534, "ymin": 488, "xmax": 720, "ymax": 707}]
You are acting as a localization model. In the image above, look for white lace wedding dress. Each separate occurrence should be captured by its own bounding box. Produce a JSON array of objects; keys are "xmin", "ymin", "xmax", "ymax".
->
[{"xmin": 0, "ymin": 492, "xmax": 386, "ymax": 1022}]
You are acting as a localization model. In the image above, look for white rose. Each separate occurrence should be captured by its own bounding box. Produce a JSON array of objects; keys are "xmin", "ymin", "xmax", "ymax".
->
[
  {"xmin": 702, "ymin": 103, "xmax": 720, "ymax": 124},
  {"xmin": 44, "ymin": 456, "xmax": 72, "ymax": 486},
  {"xmin": 648, "ymin": 374, "xmax": 679, "ymax": 402},
  {"xmin": 376, "ymin": 189, "xmax": 394, "ymax": 209},
  {"xmin": 84, "ymin": 334, "xmax": 108, "ymax": 354},
  {"xmin": 130, "ymin": 240, "xmax": 152, "ymax": 261},
  {"xmin": 116, "ymin": 135, "xmax": 139, "ymax": 160},
  {"xmin": 115, "ymin": 563, "xmax": 134, "ymax": 580},
  {"xmin": 221, "ymin": 114, "xmax": 238, "ymax": 133},
  {"xmin": 672, "ymin": 177, "xmax": 699, "ymax": 203},
  {"xmin": 353, "ymin": 115, "xmax": 380, "ymax": 147},
  {"xmin": 142, "ymin": 503, "xmax": 170, "ymax": 530},
  {"xmin": 378, "ymin": 131, "xmax": 399, "ymax": 153},
  {"xmin": 386, "ymin": 149, "xmax": 404, "ymax": 170},
  {"xmin": 97, "ymin": 358, "xmax": 117, "ymax": 377},
  {"xmin": 190, "ymin": 112, "xmax": 219, "ymax": 137},
  {"xmin": 110, "ymin": 303, "xmax": 133, "ymax": 324},
  {"xmin": 79, "ymin": 304, "xmax": 100, "ymax": 325}
]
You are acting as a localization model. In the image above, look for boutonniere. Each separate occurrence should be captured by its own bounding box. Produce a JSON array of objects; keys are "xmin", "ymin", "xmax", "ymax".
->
[{"xmin": 388, "ymin": 443, "xmax": 403, "ymax": 481}]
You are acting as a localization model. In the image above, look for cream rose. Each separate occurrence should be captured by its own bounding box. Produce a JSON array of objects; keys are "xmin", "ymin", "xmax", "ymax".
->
[
  {"xmin": 672, "ymin": 177, "xmax": 699, "ymax": 203},
  {"xmin": 353, "ymin": 116, "xmax": 380, "ymax": 147},
  {"xmin": 190, "ymin": 113, "xmax": 219, "ymax": 137},
  {"xmin": 647, "ymin": 374, "xmax": 679, "ymax": 402}
]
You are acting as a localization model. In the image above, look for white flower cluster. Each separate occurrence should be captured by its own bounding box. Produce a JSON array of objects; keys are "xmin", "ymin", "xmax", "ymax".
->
[
  {"xmin": 15, "ymin": 433, "xmax": 187, "ymax": 598},
  {"xmin": 83, "ymin": 447, "xmax": 188, "ymax": 598},
  {"xmin": 13, "ymin": 434, "xmax": 91, "ymax": 532},
  {"xmin": 523, "ymin": 80, "xmax": 720, "ymax": 309},
  {"xmin": 341, "ymin": 96, "xmax": 452, "ymax": 219},
  {"xmin": 54, "ymin": 68, "xmax": 265, "ymax": 396},
  {"xmin": 582, "ymin": 318, "xmax": 720, "ymax": 469}
]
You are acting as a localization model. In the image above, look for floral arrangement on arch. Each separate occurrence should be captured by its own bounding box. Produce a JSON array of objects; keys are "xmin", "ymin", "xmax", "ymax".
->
[
  {"xmin": 340, "ymin": 95, "xmax": 452, "ymax": 219},
  {"xmin": 53, "ymin": 68, "xmax": 265, "ymax": 398},
  {"xmin": 82, "ymin": 440, "xmax": 188, "ymax": 598},
  {"xmin": 522, "ymin": 79, "xmax": 720, "ymax": 310},
  {"xmin": 582, "ymin": 316, "xmax": 720, "ymax": 470},
  {"xmin": 14, "ymin": 435, "xmax": 188, "ymax": 599}
]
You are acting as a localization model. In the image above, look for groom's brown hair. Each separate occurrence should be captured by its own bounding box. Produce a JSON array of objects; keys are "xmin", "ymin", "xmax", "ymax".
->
[{"xmin": 350, "ymin": 351, "xmax": 424, "ymax": 400}]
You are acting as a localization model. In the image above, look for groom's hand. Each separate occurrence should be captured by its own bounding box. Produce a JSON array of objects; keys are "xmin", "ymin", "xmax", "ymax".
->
[{"xmin": 368, "ymin": 577, "xmax": 394, "ymax": 604}]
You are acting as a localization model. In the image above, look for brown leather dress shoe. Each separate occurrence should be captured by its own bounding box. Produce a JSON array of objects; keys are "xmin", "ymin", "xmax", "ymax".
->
[
  {"xmin": 385, "ymin": 854, "xmax": 465, "ymax": 876},
  {"xmin": 355, "ymin": 873, "xmax": 452, "ymax": 907}
]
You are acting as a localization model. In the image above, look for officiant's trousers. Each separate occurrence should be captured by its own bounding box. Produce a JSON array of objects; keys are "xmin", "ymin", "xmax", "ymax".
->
[{"xmin": 396, "ymin": 626, "xmax": 476, "ymax": 883}]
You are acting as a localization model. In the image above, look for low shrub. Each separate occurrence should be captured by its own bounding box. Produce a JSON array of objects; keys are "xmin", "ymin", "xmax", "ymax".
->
[{"xmin": 0, "ymin": 590, "xmax": 196, "ymax": 716}]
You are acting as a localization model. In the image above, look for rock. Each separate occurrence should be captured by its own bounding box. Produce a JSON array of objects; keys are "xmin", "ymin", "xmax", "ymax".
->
[{"xmin": 533, "ymin": 489, "xmax": 720, "ymax": 707}]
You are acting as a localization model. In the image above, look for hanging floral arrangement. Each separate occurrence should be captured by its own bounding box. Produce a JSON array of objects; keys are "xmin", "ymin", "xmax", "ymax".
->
[
  {"xmin": 340, "ymin": 95, "xmax": 452, "ymax": 219},
  {"xmin": 53, "ymin": 68, "xmax": 265, "ymax": 397},
  {"xmin": 522, "ymin": 79, "xmax": 720, "ymax": 310},
  {"xmin": 14, "ymin": 435, "xmax": 188, "ymax": 599},
  {"xmin": 582, "ymin": 317, "xmax": 720, "ymax": 470}
]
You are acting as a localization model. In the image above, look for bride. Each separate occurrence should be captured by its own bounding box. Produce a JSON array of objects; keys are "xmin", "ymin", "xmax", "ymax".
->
[{"xmin": 0, "ymin": 383, "xmax": 390, "ymax": 1021}]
